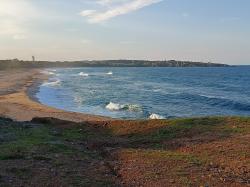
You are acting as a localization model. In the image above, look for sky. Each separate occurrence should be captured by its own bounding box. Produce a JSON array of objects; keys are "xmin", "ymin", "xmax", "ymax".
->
[{"xmin": 0, "ymin": 0, "xmax": 249, "ymax": 65}]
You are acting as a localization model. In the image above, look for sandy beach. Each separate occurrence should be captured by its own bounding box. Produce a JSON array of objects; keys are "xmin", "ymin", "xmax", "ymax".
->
[
  {"xmin": 0, "ymin": 69, "xmax": 111, "ymax": 122},
  {"xmin": 0, "ymin": 68, "xmax": 249, "ymax": 186}
]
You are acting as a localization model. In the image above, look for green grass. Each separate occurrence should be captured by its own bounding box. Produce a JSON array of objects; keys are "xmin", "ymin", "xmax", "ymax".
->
[
  {"xmin": 0, "ymin": 125, "xmax": 66, "ymax": 159},
  {"xmin": 122, "ymin": 148, "xmax": 203, "ymax": 166},
  {"xmin": 60, "ymin": 126, "xmax": 100, "ymax": 141},
  {"xmin": 6, "ymin": 167, "xmax": 31, "ymax": 178},
  {"xmin": 66, "ymin": 176, "xmax": 115, "ymax": 187},
  {"xmin": 124, "ymin": 117, "xmax": 250, "ymax": 145},
  {"xmin": 1, "ymin": 117, "xmax": 249, "ymax": 160},
  {"xmin": 0, "ymin": 116, "xmax": 249, "ymax": 186},
  {"xmin": 149, "ymin": 117, "xmax": 223, "ymax": 141}
]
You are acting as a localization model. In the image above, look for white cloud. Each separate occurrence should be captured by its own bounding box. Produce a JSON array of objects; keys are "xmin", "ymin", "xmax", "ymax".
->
[
  {"xmin": 13, "ymin": 34, "xmax": 27, "ymax": 40},
  {"xmin": 0, "ymin": 20, "xmax": 23, "ymax": 35},
  {"xmin": 0, "ymin": 0, "xmax": 31, "ymax": 17},
  {"xmin": 80, "ymin": 0, "xmax": 163, "ymax": 23},
  {"xmin": 0, "ymin": 0, "xmax": 37, "ymax": 39},
  {"xmin": 97, "ymin": 0, "xmax": 130, "ymax": 6},
  {"xmin": 79, "ymin": 10, "xmax": 97, "ymax": 17},
  {"xmin": 81, "ymin": 39, "xmax": 92, "ymax": 44}
]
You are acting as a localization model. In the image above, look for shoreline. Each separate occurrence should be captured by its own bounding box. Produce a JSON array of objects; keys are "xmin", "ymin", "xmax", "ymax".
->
[
  {"xmin": 0, "ymin": 69, "xmax": 112, "ymax": 122},
  {"xmin": 26, "ymin": 69, "xmax": 47, "ymax": 105},
  {"xmin": 0, "ymin": 68, "xmax": 249, "ymax": 186},
  {"xmin": 1, "ymin": 68, "xmax": 249, "ymax": 122}
]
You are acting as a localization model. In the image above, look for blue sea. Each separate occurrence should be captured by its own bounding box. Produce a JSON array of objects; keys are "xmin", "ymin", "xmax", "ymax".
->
[{"xmin": 37, "ymin": 67, "xmax": 250, "ymax": 119}]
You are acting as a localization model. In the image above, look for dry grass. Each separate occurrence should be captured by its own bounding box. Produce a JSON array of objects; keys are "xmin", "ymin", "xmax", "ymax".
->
[{"xmin": 0, "ymin": 116, "xmax": 249, "ymax": 186}]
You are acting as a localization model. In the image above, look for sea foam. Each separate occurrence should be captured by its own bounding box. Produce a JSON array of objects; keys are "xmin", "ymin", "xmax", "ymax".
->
[
  {"xmin": 149, "ymin": 113, "xmax": 165, "ymax": 119},
  {"xmin": 42, "ymin": 79, "xmax": 61, "ymax": 87},
  {"xmin": 106, "ymin": 102, "xmax": 141, "ymax": 112},
  {"xmin": 41, "ymin": 70, "xmax": 55, "ymax": 75},
  {"xmin": 79, "ymin": 72, "xmax": 89, "ymax": 77},
  {"xmin": 106, "ymin": 71, "xmax": 113, "ymax": 75}
]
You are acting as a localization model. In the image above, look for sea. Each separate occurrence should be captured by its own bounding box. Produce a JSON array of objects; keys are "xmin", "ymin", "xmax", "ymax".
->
[{"xmin": 37, "ymin": 67, "xmax": 250, "ymax": 119}]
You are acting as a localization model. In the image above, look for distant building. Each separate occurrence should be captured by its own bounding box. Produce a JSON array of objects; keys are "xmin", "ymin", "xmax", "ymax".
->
[{"xmin": 32, "ymin": 56, "xmax": 35, "ymax": 62}]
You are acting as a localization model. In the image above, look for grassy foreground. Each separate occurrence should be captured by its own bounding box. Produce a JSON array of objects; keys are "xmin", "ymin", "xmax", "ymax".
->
[{"xmin": 0, "ymin": 117, "xmax": 249, "ymax": 186}]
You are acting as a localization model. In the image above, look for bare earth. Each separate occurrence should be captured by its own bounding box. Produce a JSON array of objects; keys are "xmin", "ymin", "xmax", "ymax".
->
[{"xmin": 0, "ymin": 69, "xmax": 249, "ymax": 187}]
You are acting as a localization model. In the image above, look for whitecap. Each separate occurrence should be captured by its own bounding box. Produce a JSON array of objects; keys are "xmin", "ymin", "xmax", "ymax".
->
[
  {"xmin": 153, "ymin": 89, "xmax": 161, "ymax": 92},
  {"xmin": 105, "ymin": 102, "xmax": 141, "ymax": 112},
  {"xmin": 106, "ymin": 102, "xmax": 123, "ymax": 111},
  {"xmin": 199, "ymin": 94, "xmax": 225, "ymax": 99},
  {"xmin": 79, "ymin": 72, "xmax": 89, "ymax": 77},
  {"xmin": 42, "ymin": 79, "xmax": 61, "ymax": 87},
  {"xmin": 149, "ymin": 113, "xmax": 165, "ymax": 119},
  {"xmin": 41, "ymin": 70, "xmax": 55, "ymax": 75},
  {"xmin": 106, "ymin": 71, "xmax": 113, "ymax": 75},
  {"xmin": 124, "ymin": 104, "xmax": 141, "ymax": 112}
]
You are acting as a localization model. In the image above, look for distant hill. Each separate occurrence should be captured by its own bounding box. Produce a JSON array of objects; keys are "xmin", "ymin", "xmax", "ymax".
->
[{"xmin": 0, "ymin": 59, "xmax": 229, "ymax": 70}]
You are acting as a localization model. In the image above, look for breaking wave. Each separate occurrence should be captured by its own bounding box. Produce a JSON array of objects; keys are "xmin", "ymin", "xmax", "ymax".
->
[
  {"xmin": 41, "ymin": 70, "xmax": 55, "ymax": 75},
  {"xmin": 105, "ymin": 102, "xmax": 141, "ymax": 112},
  {"xmin": 106, "ymin": 71, "xmax": 113, "ymax": 75},
  {"xmin": 78, "ymin": 72, "xmax": 89, "ymax": 77},
  {"xmin": 37, "ymin": 67, "xmax": 250, "ymax": 119},
  {"xmin": 42, "ymin": 79, "xmax": 61, "ymax": 87},
  {"xmin": 149, "ymin": 113, "xmax": 165, "ymax": 119},
  {"xmin": 78, "ymin": 71, "xmax": 112, "ymax": 77}
]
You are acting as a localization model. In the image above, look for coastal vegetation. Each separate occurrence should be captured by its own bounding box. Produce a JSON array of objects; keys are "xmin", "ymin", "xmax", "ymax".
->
[
  {"xmin": 0, "ymin": 59, "xmax": 229, "ymax": 70},
  {"xmin": 0, "ymin": 116, "xmax": 249, "ymax": 186}
]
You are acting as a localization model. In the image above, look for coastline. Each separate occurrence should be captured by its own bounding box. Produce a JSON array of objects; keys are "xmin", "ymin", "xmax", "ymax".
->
[
  {"xmin": 0, "ymin": 68, "xmax": 249, "ymax": 186},
  {"xmin": 0, "ymin": 68, "xmax": 112, "ymax": 122},
  {"xmin": 26, "ymin": 69, "xmax": 47, "ymax": 104}
]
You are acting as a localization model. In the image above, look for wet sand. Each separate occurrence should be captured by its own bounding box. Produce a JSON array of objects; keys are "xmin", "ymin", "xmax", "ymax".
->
[{"xmin": 0, "ymin": 69, "xmax": 111, "ymax": 122}]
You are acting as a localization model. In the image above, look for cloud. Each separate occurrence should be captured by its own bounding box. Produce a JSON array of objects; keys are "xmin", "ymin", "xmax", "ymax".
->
[
  {"xmin": 79, "ymin": 10, "xmax": 97, "ymax": 17},
  {"xmin": 97, "ymin": 0, "xmax": 130, "ymax": 6},
  {"xmin": 80, "ymin": 0, "xmax": 163, "ymax": 23},
  {"xmin": 0, "ymin": 0, "xmax": 34, "ymax": 18},
  {"xmin": 0, "ymin": 20, "xmax": 23, "ymax": 35},
  {"xmin": 0, "ymin": 0, "xmax": 38, "ymax": 39},
  {"xmin": 81, "ymin": 39, "xmax": 92, "ymax": 44},
  {"xmin": 13, "ymin": 34, "xmax": 27, "ymax": 40}
]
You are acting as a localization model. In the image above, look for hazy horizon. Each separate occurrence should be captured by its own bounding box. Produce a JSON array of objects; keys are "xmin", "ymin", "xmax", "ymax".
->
[
  {"xmin": 0, "ymin": 58, "xmax": 245, "ymax": 66},
  {"xmin": 0, "ymin": 0, "xmax": 250, "ymax": 65}
]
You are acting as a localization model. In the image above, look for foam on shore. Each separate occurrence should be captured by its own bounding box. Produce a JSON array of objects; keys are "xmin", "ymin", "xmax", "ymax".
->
[
  {"xmin": 42, "ymin": 79, "xmax": 61, "ymax": 87},
  {"xmin": 106, "ymin": 102, "xmax": 141, "ymax": 112},
  {"xmin": 149, "ymin": 113, "xmax": 165, "ymax": 119}
]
